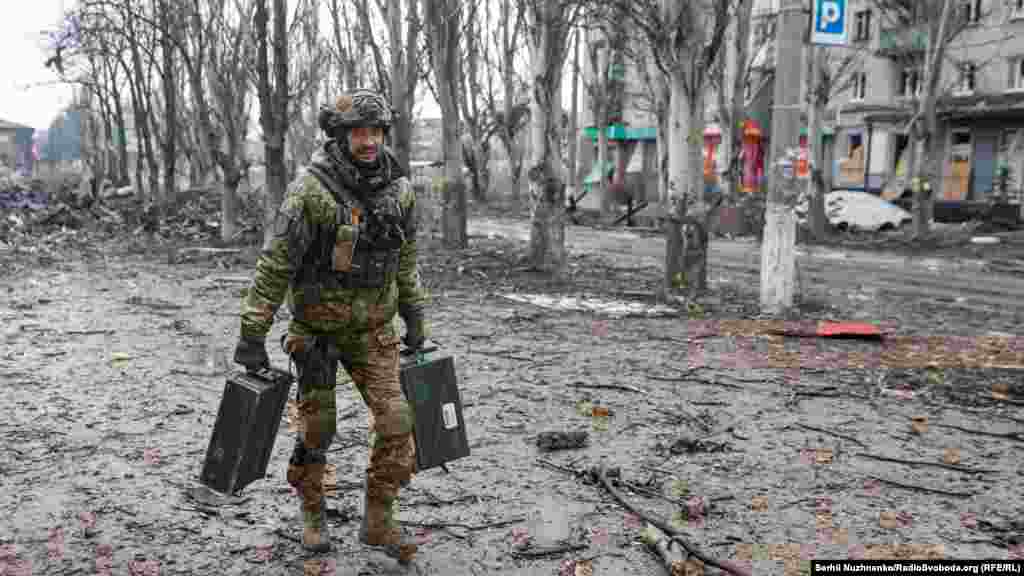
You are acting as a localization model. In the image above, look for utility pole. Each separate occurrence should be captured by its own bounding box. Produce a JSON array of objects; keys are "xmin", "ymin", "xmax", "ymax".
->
[
  {"xmin": 806, "ymin": 44, "xmax": 827, "ymax": 240},
  {"xmin": 760, "ymin": 0, "xmax": 806, "ymax": 314}
]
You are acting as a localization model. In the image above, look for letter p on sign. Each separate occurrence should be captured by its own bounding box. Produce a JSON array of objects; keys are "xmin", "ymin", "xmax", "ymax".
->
[
  {"xmin": 819, "ymin": 2, "xmax": 840, "ymax": 29},
  {"xmin": 812, "ymin": 0, "xmax": 848, "ymax": 46}
]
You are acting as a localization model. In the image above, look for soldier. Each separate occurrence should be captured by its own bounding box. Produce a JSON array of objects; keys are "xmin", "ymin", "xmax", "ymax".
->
[{"xmin": 233, "ymin": 88, "xmax": 429, "ymax": 563}]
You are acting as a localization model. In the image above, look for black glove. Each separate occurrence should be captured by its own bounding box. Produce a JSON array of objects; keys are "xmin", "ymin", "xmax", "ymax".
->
[
  {"xmin": 399, "ymin": 304, "xmax": 428, "ymax": 351},
  {"xmin": 234, "ymin": 335, "xmax": 269, "ymax": 372}
]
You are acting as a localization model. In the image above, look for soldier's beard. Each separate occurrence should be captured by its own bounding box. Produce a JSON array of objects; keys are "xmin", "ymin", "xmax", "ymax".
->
[{"xmin": 352, "ymin": 145, "xmax": 377, "ymax": 163}]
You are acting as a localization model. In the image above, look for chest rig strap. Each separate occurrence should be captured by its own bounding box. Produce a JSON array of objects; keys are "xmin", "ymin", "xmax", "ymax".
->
[{"xmin": 301, "ymin": 165, "xmax": 401, "ymax": 294}]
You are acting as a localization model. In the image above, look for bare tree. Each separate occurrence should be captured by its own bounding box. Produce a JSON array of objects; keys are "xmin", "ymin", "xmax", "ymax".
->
[
  {"xmin": 384, "ymin": 0, "xmax": 421, "ymax": 174},
  {"xmin": 871, "ymin": 0, "xmax": 989, "ymax": 237},
  {"xmin": 493, "ymin": 0, "xmax": 530, "ymax": 191},
  {"xmin": 622, "ymin": 0, "xmax": 732, "ymax": 297},
  {"xmin": 524, "ymin": 0, "xmax": 583, "ymax": 272},
  {"xmin": 253, "ymin": 0, "xmax": 289, "ymax": 244},
  {"xmin": 209, "ymin": 0, "xmax": 256, "ymax": 241},
  {"xmin": 424, "ymin": 0, "xmax": 466, "ymax": 248}
]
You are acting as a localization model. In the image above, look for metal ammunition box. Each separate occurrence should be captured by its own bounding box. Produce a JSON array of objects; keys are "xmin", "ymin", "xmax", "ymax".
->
[
  {"xmin": 200, "ymin": 367, "xmax": 293, "ymax": 494},
  {"xmin": 400, "ymin": 352, "xmax": 470, "ymax": 471}
]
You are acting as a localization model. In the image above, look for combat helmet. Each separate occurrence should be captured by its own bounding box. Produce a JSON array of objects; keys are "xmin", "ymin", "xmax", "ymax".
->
[{"xmin": 318, "ymin": 89, "xmax": 393, "ymax": 138}]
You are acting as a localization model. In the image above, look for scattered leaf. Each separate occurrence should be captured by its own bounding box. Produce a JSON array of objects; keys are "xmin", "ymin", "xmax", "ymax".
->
[
  {"xmin": 751, "ymin": 495, "xmax": 769, "ymax": 512},
  {"xmin": 960, "ymin": 512, "xmax": 977, "ymax": 529},
  {"xmin": 589, "ymin": 526, "xmax": 610, "ymax": 547},
  {"xmin": 848, "ymin": 544, "xmax": 866, "ymax": 559},
  {"xmin": 910, "ymin": 416, "xmax": 929, "ymax": 435},
  {"xmin": 668, "ymin": 477, "xmax": 690, "ymax": 500},
  {"xmin": 576, "ymin": 400, "xmax": 593, "ymax": 417},
  {"xmin": 574, "ymin": 559, "xmax": 594, "ymax": 576},
  {"xmin": 815, "ymin": 448, "xmax": 833, "ymax": 465},
  {"xmin": 863, "ymin": 478, "xmax": 882, "ymax": 497},
  {"xmin": 879, "ymin": 511, "xmax": 899, "ymax": 529},
  {"xmin": 943, "ymin": 448, "xmax": 961, "ymax": 465},
  {"xmin": 992, "ymin": 383, "xmax": 1010, "ymax": 401},
  {"xmin": 510, "ymin": 527, "xmax": 530, "ymax": 547},
  {"xmin": 591, "ymin": 321, "xmax": 609, "ymax": 338},
  {"xmin": 670, "ymin": 510, "xmax": 688, "ymax": 531},
  {"xmin": 253, "ymin": 544, "xmax": 273, "ymax": 563},
  {"xmin": 816, "ymin": 511, "xmax": 833, "ymax": 529},
  {"xmin": 623, "ymin": 512, "xmax": 643, "ymax": 530}
]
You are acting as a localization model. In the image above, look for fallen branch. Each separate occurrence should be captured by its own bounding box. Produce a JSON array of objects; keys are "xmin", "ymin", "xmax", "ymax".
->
[
  {"xmin": 647, "ymin": 374, "xmax": 744, "ymax": 390},
  {"xmin": 404, "ymin": 516, "xmax": 527, "ymax": 532},
  {"xmin": 471, "ymin": 349, "xmax": 535, "ymax": 362},
  {"xmin": 853, "ymin": 452, "xmax": 999, "ymax": 474},
  {"xmin": 509, "ymin": 542, "xmax": 589, "ymax": 559},
  {"xmin": 273, "ymin": 527, "xmax": 301, "ymax": 543},
  {"xmin": 931, "ymin": 424, "xmax": 1024, "ymax": 443},
  {"xmin": 64, "ymin": 329, "xmax": 115, "ymax": 336},
  {"xmin": 591, "ymin": 465, "xmax": 751, "ymax": 576},
  {"xmin": 868, "ymin": 476, "xmax": 976, "ymax": 499},
  {"xmin": 793, "ymin": 423, "xmax": 867, "ymax": 447},
  {"xmin": 568, "ymin": 381, "xmax": 646, "ymax": 394}
]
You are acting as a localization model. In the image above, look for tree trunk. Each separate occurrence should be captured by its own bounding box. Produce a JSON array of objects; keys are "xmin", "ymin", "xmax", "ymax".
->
[
  {"xmin": 567, "ymin": 29, "xmax": 580, "ymax": 193},
  {"xmin": 186, "ymin": 0, "xmax": 217, "ymax": 186},
  {"xmin": 807, "ymin": 46, "xmax": 827, "ymax": 240},
  {"xmin": 526, "ymin": 1, "xmax": 568, "ymax": 273},
  {"xmin": 386, "ymin": 0, "xmax": 417, "ymax": 174},
  {"xmin": 663, "ymin": 64, "xmax": 692, "ymax": 297},
  {"xmin": 592, "ymin": 42, "xmax": 610, "ymax": 216},
  {"xmin": 681, "ymin": 82, "xmax": 710, "ymax": 295},
  {"xmin": 221, "ymin": 157, "xmax": 240, "ymax": 242},
  {"xmin": 256, "ymin": 0, "xmax": 290, "ymax": 246},
  {"xmin": 161, "ymin": 0, "xmax": 178, "ymax": 204}
]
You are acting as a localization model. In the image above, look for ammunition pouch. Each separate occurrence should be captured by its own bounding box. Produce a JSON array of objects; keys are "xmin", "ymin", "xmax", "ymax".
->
[{"xmin": 339, "ymin": 244, "xmax": 401, "ymax": 289}]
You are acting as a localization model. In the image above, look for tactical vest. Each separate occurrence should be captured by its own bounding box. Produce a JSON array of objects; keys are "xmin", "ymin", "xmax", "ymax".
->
[{"xmin": 289, "ymin": 164, "xmax": 405, "ymax": 321}]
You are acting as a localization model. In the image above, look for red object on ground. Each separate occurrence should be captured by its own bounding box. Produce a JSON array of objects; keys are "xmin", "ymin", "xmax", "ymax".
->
[{"xmin": 816, "ymin": 321, "xmax": 882, "ymax": 339}]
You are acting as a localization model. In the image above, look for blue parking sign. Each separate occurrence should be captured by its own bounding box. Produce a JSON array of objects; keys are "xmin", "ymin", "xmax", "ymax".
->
[{"xmin": 812, "ymin": 0, "xmax": 848, "ymax": 45}]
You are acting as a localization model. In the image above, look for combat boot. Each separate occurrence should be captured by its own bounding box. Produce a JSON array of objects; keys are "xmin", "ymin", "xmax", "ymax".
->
[
  {"xmin": 359, "ymin": 482, "xmax": 416, "ymax": 564},
  {"xmin": 289, "ymin": 462, "xmax": 332, "ymax": 553}
]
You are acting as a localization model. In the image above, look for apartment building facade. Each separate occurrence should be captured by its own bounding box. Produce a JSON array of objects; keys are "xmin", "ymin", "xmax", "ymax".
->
[
  {"xmin": 819, "ymin": 0, "xmax": 1024, "ymax": 202},
  {"xmin": 579, "ymin": 0, "xmax": 1024, "ymax": 205}
]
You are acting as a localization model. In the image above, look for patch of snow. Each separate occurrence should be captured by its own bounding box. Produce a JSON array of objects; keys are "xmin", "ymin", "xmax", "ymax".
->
[
  {"xmin": 796, "ymin": 190, "xmax": 912, "ymax": 232},
  {"xmin": 499, "ymin": 293, "xmax": 679, "ymax": 318}
]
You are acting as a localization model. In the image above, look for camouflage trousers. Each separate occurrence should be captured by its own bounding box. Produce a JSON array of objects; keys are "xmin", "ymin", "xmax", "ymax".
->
[{"xmin": 284, "ymin": 327, "xmax": 416, "ymax": 529}]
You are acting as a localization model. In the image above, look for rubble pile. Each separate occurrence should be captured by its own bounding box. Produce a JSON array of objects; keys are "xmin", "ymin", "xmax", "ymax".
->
[{"xmin": 1, "ymin": 169, "xmax": 267, "ymax": 266}]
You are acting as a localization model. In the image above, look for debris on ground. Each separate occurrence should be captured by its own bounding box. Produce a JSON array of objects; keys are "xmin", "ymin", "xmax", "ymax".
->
[
  {"xmin": 536, "ymin": 431, "xmax": 589, "ymax": 452},
  {"xmin": 500, "ymin": 293, "xmax": 680, "ymax": 318}
]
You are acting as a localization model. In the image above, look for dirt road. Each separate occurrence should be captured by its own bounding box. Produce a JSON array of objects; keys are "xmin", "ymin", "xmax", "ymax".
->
[
  {"xmin": 470, "ymin": 217, "xmax": 1024, "ymax": 331},
  {"xmin": 1, "ymin": 225, "xmax": 1022, "ymax": 576}
]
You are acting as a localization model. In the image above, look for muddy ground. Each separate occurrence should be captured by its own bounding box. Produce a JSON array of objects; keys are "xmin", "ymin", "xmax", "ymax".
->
[{"xmin": 1, "ymin": 211, "xmax": 1023, "ymax": 576}]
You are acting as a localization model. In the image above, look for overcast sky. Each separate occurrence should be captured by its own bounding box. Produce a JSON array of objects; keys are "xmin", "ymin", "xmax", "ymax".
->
[
  {"xmin": 1, "ymin": 0, "xmax": 579, "ymax": 133},
  {"xmin": 1, "ymin": 1, "xmax": 75, "ymax": 130}
]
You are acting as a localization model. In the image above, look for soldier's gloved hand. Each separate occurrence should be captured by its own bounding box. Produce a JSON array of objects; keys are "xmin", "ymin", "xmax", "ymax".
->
[
  {"xmin": 234, "ymin": 335, "xmax": 270, "ymax": 372},
  {"xmin": 399, "ymin": 305, "xmax": 428, "ymax": 352}
]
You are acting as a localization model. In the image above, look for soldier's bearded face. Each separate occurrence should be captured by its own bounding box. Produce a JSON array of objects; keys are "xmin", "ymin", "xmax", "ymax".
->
[{"xmin": 349, "ymin": 126, "xmax": 384, "ymax": 163}]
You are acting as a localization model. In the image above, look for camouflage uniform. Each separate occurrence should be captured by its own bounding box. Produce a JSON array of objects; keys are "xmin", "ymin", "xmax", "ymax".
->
[{"xmin": 236, "ymin": 90, "xmax": 428, "ymax": 562}]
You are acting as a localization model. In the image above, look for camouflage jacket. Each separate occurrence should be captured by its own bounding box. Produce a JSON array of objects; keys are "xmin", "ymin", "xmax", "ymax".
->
[{"xmin": 240, "ymin": 141, "xmax": 429, "ymax": 344}]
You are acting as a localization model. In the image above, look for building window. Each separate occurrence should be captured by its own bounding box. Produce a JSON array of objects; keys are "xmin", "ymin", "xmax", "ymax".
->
[
  {"xmin": 956, "ymin": 62, "xmax": 977, "ymax": 94},
  {"xmin": 1012, "ymin": 0, "xmax": 1024, "ymax": 20},
  {"xmin": 900, "ymin": 66, "xmax": 922, "ymax": 98},
  {"xmin": 1009, "ymin": 57, "xmax": 1024, "ymax": 91},
  {"xmin": 959, "ymin": 0, "xmax": 982, "ymax": 24},
  {"xmin": 854, "ymin": 10, "xmax": 872, "ymax": 42},
  {"xmin": 852, "ymin": 71, "xmax": 867, "ymax": 100}
]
